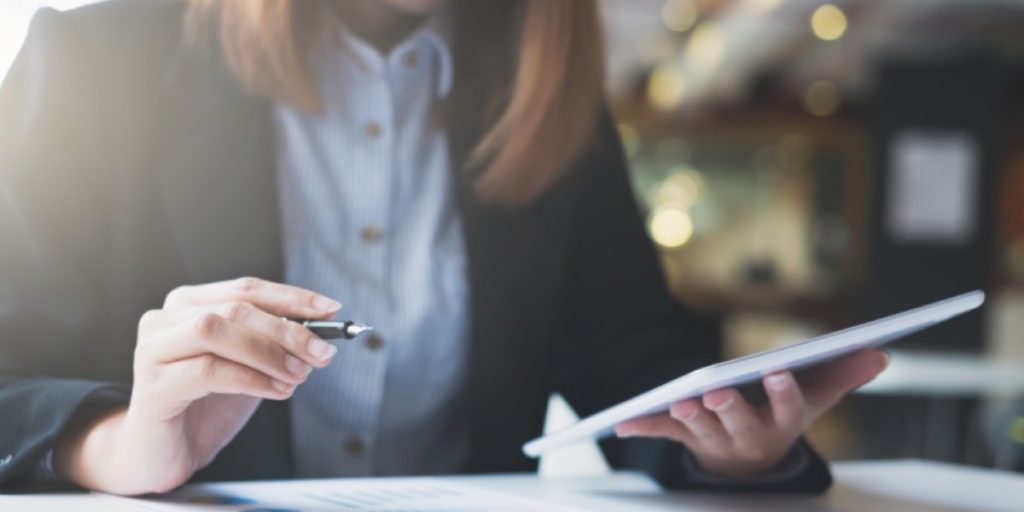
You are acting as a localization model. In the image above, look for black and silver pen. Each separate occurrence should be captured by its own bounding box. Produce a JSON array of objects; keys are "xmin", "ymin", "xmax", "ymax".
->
[{"xmin": 286, "ymin": 319, "xmax": 374, "ymax": 340}]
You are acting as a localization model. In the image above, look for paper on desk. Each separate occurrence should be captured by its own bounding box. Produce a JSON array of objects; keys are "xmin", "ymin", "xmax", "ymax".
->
[
  {"xmin": 0, "ymin": 493, "xmax": 145, "ymax": 512},
  {"xmin": 98, "ymin": 477, "xmax": 582, "ymax": 512}
]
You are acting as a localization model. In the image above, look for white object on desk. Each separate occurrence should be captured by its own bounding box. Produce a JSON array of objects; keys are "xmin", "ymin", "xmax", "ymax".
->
[
  {"xmin": 4, "ymin": 459, "xmax": 1020, "ymax": 512},
  {"xmin": 525, "ymin": 291, "xmax": 985, "ymax": 457}
]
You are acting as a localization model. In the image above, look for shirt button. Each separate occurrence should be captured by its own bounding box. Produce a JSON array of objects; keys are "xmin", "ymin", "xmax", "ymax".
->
[
  {"xmin": 364, "ymin": 122, "xmax": 382, "ymax": 138},
  {"xmin": 364, "ymin": 334, "xmax": 384, "ymax": 351},
  {"xmin": 361, "ymin": 226, "xmax": 382, "ymax": 243},
  {"xmin": 344, "ymin": 437, "xmax": 365, "ymax": 457},
  {"xmin": 404, "ymin": 51, "xmax": 419, "ymax": 68}
]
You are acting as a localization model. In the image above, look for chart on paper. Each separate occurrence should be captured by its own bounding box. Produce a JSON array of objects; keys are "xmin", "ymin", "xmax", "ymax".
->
[{"xmin": 98, "ymin": 477, "xmax": 583, "ymax": 512}]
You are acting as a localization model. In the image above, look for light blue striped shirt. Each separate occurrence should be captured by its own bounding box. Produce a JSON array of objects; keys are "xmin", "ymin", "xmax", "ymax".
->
[{"xmin": 273, "ymin": 15, "xmax": 471, "ymax": 477}]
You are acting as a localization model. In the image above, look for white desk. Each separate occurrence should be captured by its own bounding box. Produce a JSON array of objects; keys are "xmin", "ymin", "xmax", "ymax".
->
[
  {"xmin": 859, "ymin": 350, "xmax": 1024, "ymax": 398},
  {"xmin": 2, "ymin": 460, "xmax": 1021, "ymax": 511},
  {"xmin": 854, "ymin": 350, "xmax": 1024, "ymax": 469},
  {"xmin": 460, "ymin": 460, "xmax": 1024, "ymax": 511}
]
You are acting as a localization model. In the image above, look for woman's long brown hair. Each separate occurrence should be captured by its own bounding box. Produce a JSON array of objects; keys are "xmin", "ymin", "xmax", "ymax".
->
[{"xmin": 185, "ymin": 0, "xmax": 605, "ymax": 205}]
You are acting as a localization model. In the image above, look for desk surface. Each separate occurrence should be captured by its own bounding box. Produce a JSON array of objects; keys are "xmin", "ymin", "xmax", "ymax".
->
[
  {"xmin": 858, "ymin": 349, "xmax": 1024, "ymax": 397},
  {"xmin": 2, "ymin": 459, "xmax": 1021, "ymax": 511},
  {"xmin": 462, "ymin": 460, "xmax": 1024, "ymax": 511}
]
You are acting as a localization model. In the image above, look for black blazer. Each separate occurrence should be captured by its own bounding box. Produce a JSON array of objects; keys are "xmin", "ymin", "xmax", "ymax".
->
[{"xmin": 0, "ymin": 0, "xmax": 830, "ymax": 492}]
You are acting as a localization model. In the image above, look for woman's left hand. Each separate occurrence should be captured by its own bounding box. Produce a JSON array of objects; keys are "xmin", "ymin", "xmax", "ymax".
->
[{"xmin": 614, "ymin": 349, "xmax": 889, "ymax": 478}]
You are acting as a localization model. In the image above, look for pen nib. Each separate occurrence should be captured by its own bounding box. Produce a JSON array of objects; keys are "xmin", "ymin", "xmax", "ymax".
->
[{"xmin": 344, "ymin": 323, "xmax": 373, "ymax": 338}]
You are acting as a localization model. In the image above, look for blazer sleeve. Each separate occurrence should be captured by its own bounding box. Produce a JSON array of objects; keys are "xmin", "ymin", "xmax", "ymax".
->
[
  {"xmin": 553, "ymin": 111, "xmax": 832, "ymax": 493},
  {"xmin": 0, "ymin": 9, "xmax": 130, "ymax": 489}
]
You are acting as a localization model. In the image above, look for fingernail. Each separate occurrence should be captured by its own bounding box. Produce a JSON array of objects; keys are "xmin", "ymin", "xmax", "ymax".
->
[
  {"xmin": 766, "ymin": 374, "xmax": 791, "ymax": 393},
  {"xmin": 308, "ymin": 338, "xmax": 337, "ymax": 361},
  {"xmin": 615, "ymin": 426, "xmax": 634, "ymax": 438},
  {"xmin": 285, "ymin": 355, "xmax": 310, "ymax": 377},
  {"xmin": 314, "ymin": 296, "xmax": 343, "ymax": 312},
  {"xmin": 272, "ymin": 380, "xmax": 294, "ymax": 393},
  {"xmin": 882, "ymin": 351, "xmax": 892, "ymax": 368},
  {"xmin": 671, "ymin": 401, "xmax": 699, "ymax": 421},
  {"xmin": 705, "ymin": 395, "xmax": 733, "ymax": 411}
]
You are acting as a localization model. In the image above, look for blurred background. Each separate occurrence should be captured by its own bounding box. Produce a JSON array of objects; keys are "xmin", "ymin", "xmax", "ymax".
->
[{"xmin": 3, "ymin": 0, "xmax": 1024, "ymax": 476}]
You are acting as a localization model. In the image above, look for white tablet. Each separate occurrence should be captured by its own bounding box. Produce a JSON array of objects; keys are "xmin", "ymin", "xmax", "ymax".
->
[{"xmin": 523, "ymin": 290, "xmax": 985, "ymax": 457}]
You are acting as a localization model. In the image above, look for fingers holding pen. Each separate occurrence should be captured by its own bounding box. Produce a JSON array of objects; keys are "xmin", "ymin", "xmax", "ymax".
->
[
  {"xmin": 133, "ymin": 278, "xmax": 347, "ymax": 410},
  {"xmin": 159, "ymin": 355, "xmax": 296, "ymax": 403},
  {"xmin": 208, "ymin": 301, "xmax": 338, "ymax": 368},
  {"xmin": 134, "ymin": 286, "xmax": 348, "ymax": 412},
  {"xmin": 140, "ymin": 302, "xmax": 337, "ymax": 370},
  {"xmin": 163, "ymin": 276, "xmax": 342, "ymax": 319},
  {"xmin": 139, "ymin": 311, "xmax": 313, "ymax": 387}
]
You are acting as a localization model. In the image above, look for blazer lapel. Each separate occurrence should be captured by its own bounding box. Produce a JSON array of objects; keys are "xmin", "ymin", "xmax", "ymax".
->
[
  {"xmin": 158, "ymin": 39, "xmax": 295, "ymax": 481},
  {"xmin": 158, "ymin": 43, "xmax": 284, "ymax": 285}
]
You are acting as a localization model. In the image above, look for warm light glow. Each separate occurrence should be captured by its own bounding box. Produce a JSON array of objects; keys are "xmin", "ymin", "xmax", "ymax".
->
[
  {"xmin": 638, "ymin": 33, "xmax": 676, "ymax": 62},
  {"xmin": 655, "ymin": 168, "xmax": 703, "ymax": 209},
  {"xmin": 803, "ymin": 80, "xmax": 842, "ymax": 116},
  {"xmin": 811, "ymin": 4, "xmax": 848, "ymax": 41},
  {"xmin": 685, "ymin": 23, "xmax": 726, "ymax": 75},
  {"xmin": 650, "ymin": 206, "xmax": 695, "ymax": 249},
  {"xmin": 647, "ymin": 64, "xmax": 686, "ymax": 110},
  {"xmin": 617, "ymin": 123, "xmax": 641, "ymax": 158},
  {"xmin": 661, "ymin": 0, "xmax": 698, "ymax": 33},
  {"xmin": 747, "ymin": 0, "xmax": 783, "ymax": 12}
]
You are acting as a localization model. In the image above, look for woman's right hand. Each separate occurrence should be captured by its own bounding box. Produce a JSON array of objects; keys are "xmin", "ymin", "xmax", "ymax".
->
[{"xmin": 53, "ymin": 277, "xmax": 343, "ymax": 495}]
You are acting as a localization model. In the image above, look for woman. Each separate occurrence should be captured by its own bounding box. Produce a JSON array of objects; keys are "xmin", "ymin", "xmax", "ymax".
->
[{"xmin": 0, "ymin": 0, "xmax": 885, "ymax": 495}]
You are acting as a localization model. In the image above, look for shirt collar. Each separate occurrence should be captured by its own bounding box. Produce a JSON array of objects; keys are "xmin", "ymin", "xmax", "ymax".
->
[
  {"xmin": 334, "ymin": 10, "xmax": 454, "ymax": 99},
  {"xmin": 417, "ymin": 11, "xmax": 454, "ymax": 98}
]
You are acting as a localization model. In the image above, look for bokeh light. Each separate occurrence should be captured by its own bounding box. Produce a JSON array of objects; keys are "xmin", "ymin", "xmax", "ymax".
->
[
  {"xmin": 747, "ymin": 0, "xmax": 783, "ymax": 12},
  {"xmin": 685, "ymin": 23, "xmax": 727, "ymax": 75},
  {"xmin": 803, "ymin": 80, "xmax": 842, "ymax": 116},
  {"xmin": 811, "ymin": 4, "xmax": 848, "ymax": 41},
  {"xmin": 655, "ymin": 170, "xmax": 702, "ymax": 209},
  {"xmin": 650, "ymin": 206, "xmax": 695, "ymax": 248},
  {"xmin": 647, "ymin": 64, "xmax": 687, "ymax": 110},
  {"xmin": 661, "ymin": 0, "xmax": 698, "ymax": 33}
]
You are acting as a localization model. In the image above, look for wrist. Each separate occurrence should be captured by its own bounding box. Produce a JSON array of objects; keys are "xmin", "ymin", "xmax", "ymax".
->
[
  {"xmin": 684, "ymin": 441, "xmax": 811, "ymax": 485},
  {"xmin": 693, "ymin": 449, "xmax": 788, "ymax": 478},
  {"xmin": 53, "ymin": 406, "xmax": 129, "ymax": 491}
]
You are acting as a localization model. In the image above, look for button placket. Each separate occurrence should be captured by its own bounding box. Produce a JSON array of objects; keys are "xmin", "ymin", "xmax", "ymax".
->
[
  {"xmin": 345, "ymin": 59, "xmax": 393, "ymax": 473},
  {"xmin": 361, "ymin": 225, "xmax": 382, "ymax": 244},
  {"xmin": 364, "ymin": 121, "xmax": 382, "ymax": 138},
  {"xmin": 357, "ymin": 66, "xmax": 393, "ymax": 252}
]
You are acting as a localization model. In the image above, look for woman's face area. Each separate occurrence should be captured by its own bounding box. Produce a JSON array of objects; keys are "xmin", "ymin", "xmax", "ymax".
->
[{"xmin": 378, "ymin": 0, "xmax": 448, "ymax": 16}]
